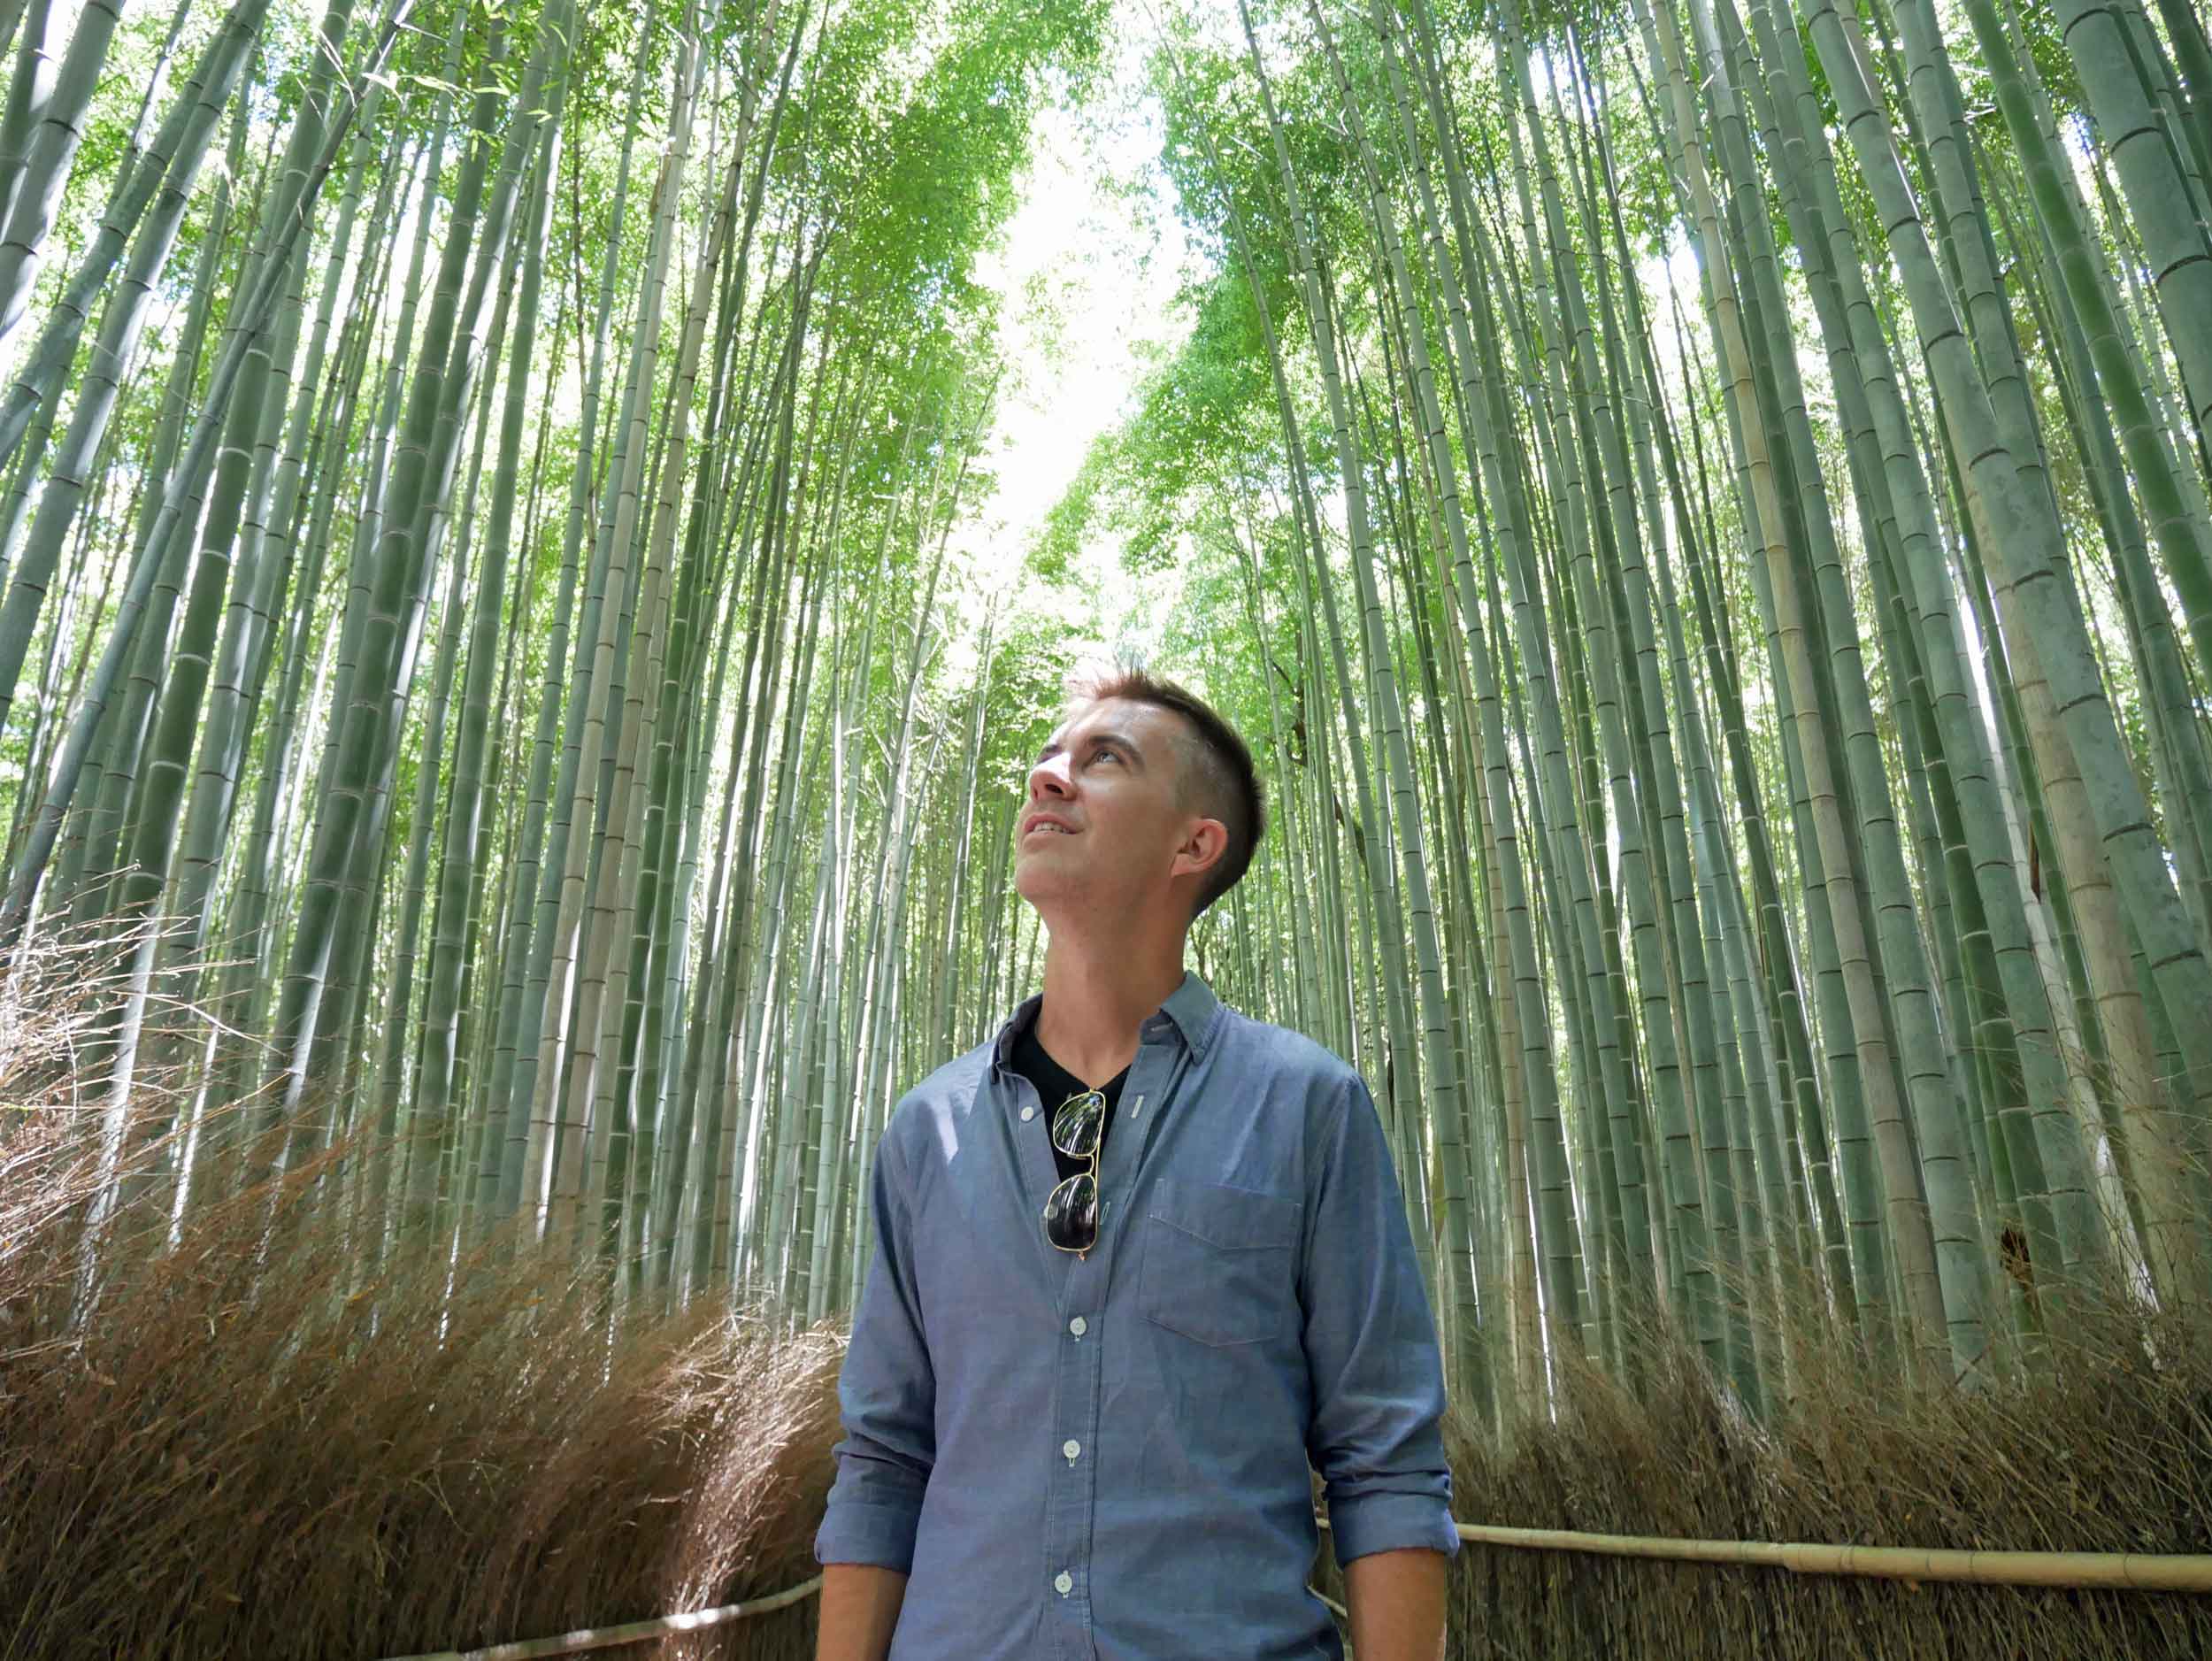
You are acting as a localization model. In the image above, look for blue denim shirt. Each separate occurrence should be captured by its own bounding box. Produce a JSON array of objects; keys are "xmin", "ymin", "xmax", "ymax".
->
[{"xmin": 815, "ymin": 973, "xmax": 1458, "ymax": 1660}]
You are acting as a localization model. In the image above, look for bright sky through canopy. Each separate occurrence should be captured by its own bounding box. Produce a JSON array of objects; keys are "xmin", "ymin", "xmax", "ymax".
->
[{"xmin": 950, "ymin": 29, "xmax": 1194, "ymax": 671}]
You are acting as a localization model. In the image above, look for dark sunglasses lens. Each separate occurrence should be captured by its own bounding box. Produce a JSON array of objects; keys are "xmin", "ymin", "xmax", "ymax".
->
[
  {"xmin": 1043, "ymin": 1171, "xmax": 1098, "ymax": 1252},
  {"xmin": 1052, "ymin": 1092, "xmax": 1104, "ymax": 1159}
]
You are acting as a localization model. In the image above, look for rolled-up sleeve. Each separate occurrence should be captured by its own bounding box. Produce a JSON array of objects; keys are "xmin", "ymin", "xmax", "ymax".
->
[
  {"xmin": 815, "ymin": 1124, "xmax": 935, "ymax": 1571},
  {"xmin": 1300, "ymin": 1074, "xmax": 1460, "ymax": 1566}
]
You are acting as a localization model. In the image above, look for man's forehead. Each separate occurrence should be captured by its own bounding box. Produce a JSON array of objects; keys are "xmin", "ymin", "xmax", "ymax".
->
[{"xmin": 1046, "ymin": 696, "xmax": 1173, "ymax": 748}]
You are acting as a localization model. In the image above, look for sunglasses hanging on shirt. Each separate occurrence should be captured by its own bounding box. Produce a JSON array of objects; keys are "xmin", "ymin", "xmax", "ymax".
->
[{"xmin": 1041, "ymin": 1088, "xmax": 1105, "ymax": 1257}]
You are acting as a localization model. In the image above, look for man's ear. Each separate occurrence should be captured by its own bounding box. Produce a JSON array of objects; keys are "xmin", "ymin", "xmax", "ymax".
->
[{"xmin": 1171, "ymin": 818, "xmax": 1229, "ymax": 884}]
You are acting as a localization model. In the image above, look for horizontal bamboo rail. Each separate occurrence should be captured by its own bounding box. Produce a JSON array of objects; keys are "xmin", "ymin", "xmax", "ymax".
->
[
  {"xmin": 376, "ymin": 1518, "xmax": 2212, "ymax": 1660},
  {"xmin": 1447, "ymin": 1523, "xmax": 2212, "ymax": 1592},
  {"xmin": 378, "ymin": 1575, "xmax": 823, "ymax": 1661}
]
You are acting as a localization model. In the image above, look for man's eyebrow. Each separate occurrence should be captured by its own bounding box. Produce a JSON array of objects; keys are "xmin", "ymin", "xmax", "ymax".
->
[{"xmin": 1034, "ymin": 731, "xmax": 1147, "ymax": 765}]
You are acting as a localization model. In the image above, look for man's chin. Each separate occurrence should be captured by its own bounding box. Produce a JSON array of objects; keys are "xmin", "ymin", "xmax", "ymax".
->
[
  {"xmin": 1013, "ymin": 863, "xmax": 1086, "ymax": 916},
  {"xmin": 1011, "ymin": 865, "xmax": 1054, "ymax": 907}
]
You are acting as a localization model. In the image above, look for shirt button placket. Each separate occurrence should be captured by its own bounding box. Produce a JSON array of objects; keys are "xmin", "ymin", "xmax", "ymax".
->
[
  {"xmin": 1052, "ymin": 1188, "xmax": 1115, "ymax": 1655},
  {"xmin": 1049, "ymin": 1298, "xmax": 1097, "ymax": 1655}
]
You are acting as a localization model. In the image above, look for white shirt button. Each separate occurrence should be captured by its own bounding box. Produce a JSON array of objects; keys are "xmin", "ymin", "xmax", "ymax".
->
[
  {"xmin": 1063, "ymin": 1438, "xmax": 1081, "ymax": 1462},
  {"xmin": 1068, "ymin": 1316, "xmax": 1087, "ymax": 1336},
  {"xmin": 1020, "ymin": 1104, "xmax": 1035, "ymax": 1121},
  {"xmin": 1055, "ymin": 1571, "xmax": 1073, "ymax": 1596}
]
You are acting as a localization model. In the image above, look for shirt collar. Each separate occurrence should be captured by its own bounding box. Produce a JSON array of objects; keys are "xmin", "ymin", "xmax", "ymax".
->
[
  {"xmin": 1153, "ymin": 969, "xmax": 1221, "ymax": 1054},
  {"xmin": 990, "ymin": 971, "xmax": 1222, "ymax": 1072},
  {"xmin": 991, "ymin": 994, "xmax": 1045, "ymax": 1070}
]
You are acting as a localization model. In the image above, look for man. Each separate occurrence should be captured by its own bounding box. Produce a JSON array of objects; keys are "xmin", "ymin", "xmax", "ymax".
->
[{"xmin": 815, "ymin": 665, "xmax": 1456, "ymax": 1661}]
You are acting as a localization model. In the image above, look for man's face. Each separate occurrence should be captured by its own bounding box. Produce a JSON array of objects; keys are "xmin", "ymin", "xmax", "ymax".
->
[{"xmin": 1014, "ymin": 697, "xmax": 1207, "ymax": 924}]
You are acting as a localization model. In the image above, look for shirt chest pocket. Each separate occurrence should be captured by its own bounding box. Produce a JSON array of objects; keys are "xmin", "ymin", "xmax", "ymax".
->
[{"xmin": 1137, "ymin": 1179, "xmax": 1303, "ymax": 1347}]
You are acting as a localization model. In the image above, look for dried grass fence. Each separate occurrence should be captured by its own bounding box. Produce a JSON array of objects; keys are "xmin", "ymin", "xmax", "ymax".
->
[
  {"xmin": 4, "ymin": 942, "xmax": 2211, "ymax": 1659},
  {"xmin": 0, "ymin": 1119, "xmax": 840, "ymax": 1661},
  {"xmin": 1419, "ymin": 1307, "xmax": 2212, "ymax": 1659}
]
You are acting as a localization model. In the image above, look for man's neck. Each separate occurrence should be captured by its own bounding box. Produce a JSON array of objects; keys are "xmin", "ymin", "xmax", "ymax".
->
[{"xmin": 1033, "ymin": 927, "xmax": 1187, "ymax": 1088}]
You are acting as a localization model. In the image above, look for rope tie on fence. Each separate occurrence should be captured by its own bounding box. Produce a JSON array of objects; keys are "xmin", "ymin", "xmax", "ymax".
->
[{"xmin": 377, "ymin": 1518, "xmax": 2212, "ymax": 1659}]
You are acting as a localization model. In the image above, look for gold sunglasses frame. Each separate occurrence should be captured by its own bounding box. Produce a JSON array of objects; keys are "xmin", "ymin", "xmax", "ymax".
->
[{"xmin": 1041, "ymin": 1088, "xmax": 1106, "ymax": 1258}]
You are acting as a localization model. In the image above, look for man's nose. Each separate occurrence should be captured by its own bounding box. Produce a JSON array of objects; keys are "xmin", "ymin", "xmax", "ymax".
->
[{"xmin": 1028, "ymin": 755, "xmax": 1074, "ymax": 801}]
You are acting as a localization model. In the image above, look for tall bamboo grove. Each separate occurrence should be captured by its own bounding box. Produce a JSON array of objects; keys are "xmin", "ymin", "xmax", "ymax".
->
[{"xmin": 5, "ymin": 0, "xmax": 2212, "ymax": 1427}]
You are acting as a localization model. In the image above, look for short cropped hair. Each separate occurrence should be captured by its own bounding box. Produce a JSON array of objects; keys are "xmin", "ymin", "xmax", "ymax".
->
[{"xmin": 1065, "ymin": 663, "xmax": 1264, "ymax": 919}]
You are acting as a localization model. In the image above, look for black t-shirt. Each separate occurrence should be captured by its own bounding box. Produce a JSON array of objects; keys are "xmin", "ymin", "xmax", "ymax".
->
[{"xmin": 1010, "ymin": 1018, "xmax": 1131, "ymax": 1183}]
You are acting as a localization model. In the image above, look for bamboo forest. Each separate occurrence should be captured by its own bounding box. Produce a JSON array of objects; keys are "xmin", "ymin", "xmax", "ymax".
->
[{"xmin": 6, "ymin": 0, "xmax": 2212, "ymax": 1649}]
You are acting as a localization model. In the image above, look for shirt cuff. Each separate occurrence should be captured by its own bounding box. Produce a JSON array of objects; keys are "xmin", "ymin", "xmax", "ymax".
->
[
  {"xmin": 1328, "ymin": 1490, "xmax": 1461, "ymax": 1565},
  {"xmin": 815, "ymin": 1498, "xmax": 924, "ymax": 1573}
]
